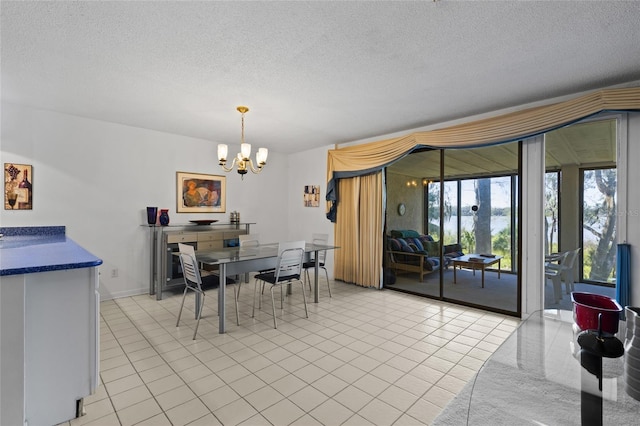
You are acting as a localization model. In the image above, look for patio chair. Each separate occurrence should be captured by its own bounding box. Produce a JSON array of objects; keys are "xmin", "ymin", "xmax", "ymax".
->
[{"xmin": 545, "ymin": 251, "xmax": 569, "ymax": 303}]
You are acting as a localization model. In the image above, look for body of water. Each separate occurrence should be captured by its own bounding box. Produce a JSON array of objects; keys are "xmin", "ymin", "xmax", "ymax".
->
[
  {"xmin": 445, "ymin": 215, "xmax": 509, "ymax": 234},
  {"xmin": 442, "ymin": 215, "xmax": 598, "ymax": 243}
]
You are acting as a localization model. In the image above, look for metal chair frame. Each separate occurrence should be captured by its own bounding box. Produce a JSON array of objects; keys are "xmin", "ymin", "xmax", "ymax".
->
[
  {"xmin": 303, "ymin": 233, "xmax": 331, "ymax": 298},
  {"xmin": 176, "ymin": 245, "xmax": 238, "ymax": 339},
  {"xmin": 252, "ymin": 241, "xmax": 308, "ymax": 329}
]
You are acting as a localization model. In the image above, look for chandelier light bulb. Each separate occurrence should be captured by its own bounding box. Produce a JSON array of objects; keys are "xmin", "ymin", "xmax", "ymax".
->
[
  {"xmin": 257, "ymin": 148, "xmax": 268, "ymax": 165},
  {"xmin": 218, "ymin": 144, "xmax": 228, "ymax": 162},
  {"xmin": 241, "ymin": 143, "xmax": 251, "ymax": 160}
]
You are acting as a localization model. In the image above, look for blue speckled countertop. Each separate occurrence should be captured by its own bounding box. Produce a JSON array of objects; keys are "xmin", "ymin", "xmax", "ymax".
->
[{"xmin": 0, "ymin": 226, "xmax": 103, "ymax": 276}]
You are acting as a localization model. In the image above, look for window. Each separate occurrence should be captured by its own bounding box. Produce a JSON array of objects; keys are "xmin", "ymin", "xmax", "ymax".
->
[
  {"xmin": 581, "ymin": 167, "xmax": 617, "ymax": 284},
  {"xmin": 545, "ymin": 171, "xmax": 560, "ymax": 255}
]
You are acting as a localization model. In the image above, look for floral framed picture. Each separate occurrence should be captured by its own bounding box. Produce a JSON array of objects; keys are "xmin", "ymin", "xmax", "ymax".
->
[
  {"xmin": 176, "ymin": 171, "xmax": 226, "ymax": 213},
  {"xmin": 4, "ymin": 163, "xmax": 33, "ymax": 210}
]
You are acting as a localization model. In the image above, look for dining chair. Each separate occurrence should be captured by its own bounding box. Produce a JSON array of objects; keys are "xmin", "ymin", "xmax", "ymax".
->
[
  {"xmin": 176, "ymin": 243, "xmax": 238, "ymax": 339},
  {"xmin": 303, "ymin": 233, "xmax": 331, "ymax": 298},
  {"xmin": 239, "ymin": 233, "xmax": 260, "ymax": 248},
  {"xmin": 239, "ymin": 233, "xmax": 260, "ymax": 280},
  {"xmin": 252, "ymin": 240, "xmax": 308, "ymax": 329},
  {"xmin": 177, "ymin": 243, "xmax": 213, "ymax": 277},
  {"xmin": 238, "ymin": 233, "xmax": 267, "ymax": 296}
]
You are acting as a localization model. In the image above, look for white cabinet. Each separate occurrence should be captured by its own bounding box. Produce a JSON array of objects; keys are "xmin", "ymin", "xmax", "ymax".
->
[{"xmin": 0, "ymin": 267, "xmax": 100, "ymax": 426}]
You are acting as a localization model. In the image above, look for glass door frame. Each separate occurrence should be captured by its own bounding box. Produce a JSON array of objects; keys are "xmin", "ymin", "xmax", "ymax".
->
[{"xmin": 435, "ymin": 145, "xmax": 522, "ymax": 317}]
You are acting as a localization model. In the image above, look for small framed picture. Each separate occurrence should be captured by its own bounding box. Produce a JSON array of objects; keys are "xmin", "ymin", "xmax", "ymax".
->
[
  {"xmin": 304, "ymin": 185, "xmax": 320, "ymax": 207},
  {"xmin": 4, "ymin": 163, "xmax": 32, "ymax": 210},
  {"xmin": 176, "ymin": 171, "xmax": 226, "ymax": 213}
]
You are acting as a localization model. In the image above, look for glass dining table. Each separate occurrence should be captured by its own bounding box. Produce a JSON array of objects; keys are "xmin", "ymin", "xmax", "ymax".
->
[
  {"xmin": 465, "ymin": 309, "xmax": 638, "ymax": 425},
  {"xmin": 195, "ymin": 242, "xmax": 338, "ymax": 333}
]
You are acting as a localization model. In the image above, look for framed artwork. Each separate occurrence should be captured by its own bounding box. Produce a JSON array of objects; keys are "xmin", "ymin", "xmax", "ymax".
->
[
  {"xmin": 4, "ymin": 163, "xmax": 33, "ymax": 210},
  {"xmin": 176, "ymin": 171, "xmax": 226, "ymax": 213},
  {"xmin": 304, "ymin": 185, "xmax": 320, "ymax": 207}
]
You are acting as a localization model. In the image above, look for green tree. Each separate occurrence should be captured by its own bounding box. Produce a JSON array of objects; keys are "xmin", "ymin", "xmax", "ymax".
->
[
  {"xmin": 474, "ymin": 178, "xmax": 492, "ymax": 253},
  {"xmin": 426, "ymin": 182, "xmax": 440, "ymax": 236},
  {"xmin": 492, "ymin": 226, "xmax": 512, "ymax": 269},
  {"xmin": 426, "ymin": 181, "xmax": 453, "ymax": 239},
  {"xmin": 584, "ymin": 169, "xmax": 617, "ymax": 281},
  {"xmin": 493, "ymin": 226, "xmax": 511, "ymax": 254},
  {"xmin": 544, "ymin": 172, "xmax": 559, "ymax": 255},
  {"xmin": 461, "ymin": 230, "xmax": 475, "ymax": 253}
]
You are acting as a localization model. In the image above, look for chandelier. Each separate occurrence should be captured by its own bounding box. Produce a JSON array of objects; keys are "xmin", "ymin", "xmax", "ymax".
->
[{"xmin": 217, "ymin": 106, "xmax": 268, "ymax": 178}]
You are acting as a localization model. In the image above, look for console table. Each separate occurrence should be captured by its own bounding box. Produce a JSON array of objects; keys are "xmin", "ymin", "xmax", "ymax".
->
[{"xmin": 145, "ymin": 223, "xmax": 253, "ymax": 300}]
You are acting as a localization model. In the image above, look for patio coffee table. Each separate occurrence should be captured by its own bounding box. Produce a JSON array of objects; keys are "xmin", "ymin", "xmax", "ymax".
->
[{"xmin": 452, "ymin": 254, "xmax": 503, "ymax": 288}]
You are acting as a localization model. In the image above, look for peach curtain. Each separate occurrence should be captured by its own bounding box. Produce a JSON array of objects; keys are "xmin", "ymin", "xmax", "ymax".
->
[
  {"xmin": 327, "ymin": 86, "xmax": 640, "ymax": 289},
  {"xmin": 334, "ymin": 172, "xmax": 383, "ymax": 288}
]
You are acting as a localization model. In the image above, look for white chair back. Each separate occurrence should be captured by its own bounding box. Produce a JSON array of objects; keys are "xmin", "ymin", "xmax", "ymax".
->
[
  {"xmin": 178, "ymin": 243, "xmax": 201, "ymax": 288},
  {"xmin": 311, "ymin": 233, "xmax": 328, "ymax": 263},
  {"xmin": 240, "ymin": 234, "xmax": 260, "ymax": 247},
  {"xmin": 275, "ymin": 240, "xmax": 305, "ymax": 281},
  {"xmin": 564, "ymin": 248, "xmax": 581, "ymax": 270},
  {"xmin": 178, "ymin": 242, "xmax": 196, "ymax": 256},
  {"xmin": 179, "ymin": 252, "xmax": 202, "ymax": 291}
]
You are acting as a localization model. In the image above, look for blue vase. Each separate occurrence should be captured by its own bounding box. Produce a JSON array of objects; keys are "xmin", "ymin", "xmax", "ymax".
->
[
  {"xmin": 146, "ymin": 207, "xmax": 158, "ymax": 225},
  {"xmin": 159, "ymin": 209, "xmax": 170, "ymax": 226}
]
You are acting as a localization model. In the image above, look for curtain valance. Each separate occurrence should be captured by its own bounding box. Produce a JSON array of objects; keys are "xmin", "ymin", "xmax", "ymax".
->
[{"xmin": 326, "ymin": 86, "xmax": 640, "ymax": 222}]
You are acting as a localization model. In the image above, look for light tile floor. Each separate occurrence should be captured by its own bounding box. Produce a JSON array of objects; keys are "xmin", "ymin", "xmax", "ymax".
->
[{"xmin": 62, "ymin": 280, "xmax": 519, "ymax": 426}]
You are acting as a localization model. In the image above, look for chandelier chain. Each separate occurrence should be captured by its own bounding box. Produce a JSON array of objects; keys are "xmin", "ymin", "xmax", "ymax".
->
[{"xmin": 241, "ymin": 112, "xmax": 245, "ymax": 145}]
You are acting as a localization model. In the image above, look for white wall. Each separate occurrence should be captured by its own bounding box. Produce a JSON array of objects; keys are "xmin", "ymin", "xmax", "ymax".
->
[
  {"xmin": 386, "ymin": 171, "xmax": 423, "ymax": 233},
  {"xmin": 3, "ymin": 102, "xmax": 639, "ymax": 309},
  {"xmin": 0, "ymin": 103, "xmax": 289, "ymax": 300},
  {"xmin": 286, "ymin": 146, "xmax": 336, "ymax": 276},
  {"xmin": 627, "ymin": 113, "xmax": 640, "ymax": 306}
]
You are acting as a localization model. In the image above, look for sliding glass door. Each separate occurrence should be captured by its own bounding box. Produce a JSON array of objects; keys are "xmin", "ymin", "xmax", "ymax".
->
[
  {"xmin": 543, "ymin": 117, "xmax": 618, "ymax": 308},
  {"xmin": 385, "ymin": 142, "xmax": 521, "ymax": 316},
  {"xmin": 441, "ymin": 142, "xmax": 519, "ymax": 315},
  {"xmin": 384, "ymin": 115, "xmax": 619, "ymax": 314}
]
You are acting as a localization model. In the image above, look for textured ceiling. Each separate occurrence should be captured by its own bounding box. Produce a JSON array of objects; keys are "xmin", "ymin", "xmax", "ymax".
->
[{"xmin": 2, "ymin": 1, "xmax": 639, "ymax": 154}]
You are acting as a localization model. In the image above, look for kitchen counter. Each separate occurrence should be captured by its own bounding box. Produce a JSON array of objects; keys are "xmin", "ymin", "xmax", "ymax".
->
[
  {"xmin": 0, "ymin": 226, "xmax": 102, "ymax": 275},
  {"xmin": 0, "ymin": 226, "xmax": 102, "ymax": 426}
]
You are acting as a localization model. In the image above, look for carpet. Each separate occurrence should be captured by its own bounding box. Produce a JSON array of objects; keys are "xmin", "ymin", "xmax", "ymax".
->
[{"xmin": 386, "ymin": 268, "xmax": 615, "ymax": 313}]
